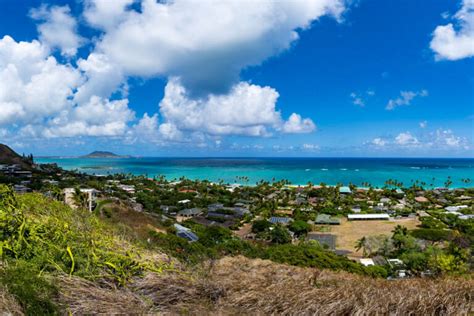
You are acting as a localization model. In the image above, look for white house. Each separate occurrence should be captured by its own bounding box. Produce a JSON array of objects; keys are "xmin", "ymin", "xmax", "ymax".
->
[
  {"xmin": 64, "ymin": 188, "xmax": 98, "ymax": 212},
  {"xmin": 348, "ymin": 214, "xmax": 390, "ymax": 221}
]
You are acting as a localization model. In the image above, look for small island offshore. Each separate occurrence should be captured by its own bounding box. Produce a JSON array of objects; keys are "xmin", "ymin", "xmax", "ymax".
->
[
  {"xmin": 81, "ymin": 151, "xmax": 130, "ymax": 159},
  {"xmin": 0, "ymin": 143, "xmax": 473, "ymax": 314}
]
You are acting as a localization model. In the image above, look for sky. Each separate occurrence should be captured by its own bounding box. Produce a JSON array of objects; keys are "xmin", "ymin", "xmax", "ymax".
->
[{"xmin": 0, "ymin": 0, "xmax": 473, "ymax": 157}]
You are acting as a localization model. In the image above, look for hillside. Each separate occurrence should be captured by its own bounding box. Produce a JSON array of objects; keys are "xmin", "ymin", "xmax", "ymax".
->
[
  {"xmin": 0, "ymin": 144, "xmax": 33, "ymax": 169},
  {"xmin": 1, "ymin": 188, "xmax": 472, "ymax": 315},
  {"xmin": 82, "ymin": 151, "xmax": 128, "ymax": 158}
]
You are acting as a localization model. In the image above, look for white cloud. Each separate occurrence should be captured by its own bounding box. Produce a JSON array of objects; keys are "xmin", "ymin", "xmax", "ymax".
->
[
  {"xmin": 282, "ymin": 113, "xmax": 317, "ymax": 134},
  {"xmin": 350, "ymin": 90, "xmax": 375, "ymax": 107},
  {"xmin": 158, "ymin": 78, "xmax": 315, "ymax": 137},
  {"xmin": 302, "ymin": 143, "xmax": 320, "ymax": 151},
  {"xmin": 74, "ymin": 53, "xmax": 125, "ymax": 104},
  {"xmin": 39, "ymin": 97, "xmax": 135, "ymax": 138},
  {"xmin": 83, "ymin": 0, "xmax": 135, "ymax": 31},
  {"xmin": 419, "ymin": 120, "xmax": 428, "ymax": 128},
  {"xmin": 430, "ymin": 0, "xmax": 474, "ymax": 60},
  {"xmin": 368, "ymin": 129, "xmax": 470, "ymax": 151},
  {"xmin": 3, "ymin": 0, "xmax": 342, "ymax": 145},
  {"xmin": 30, "ymin": 5, "xmax": 84, "ymax": 57},
  {"xmin": 433, "ymin": 129, "xmax": 467, "ymax": 148},
  {"xmin": 386, "ymin": 90, "xmax": 428, "ymax": 110},
  {"xmin": 395, "ymin": 132, "xmax": 419, "ymax": 146},
  {"xmin": 350, "ymin": 92, "xmax": 365, "ymax": 107},
  {"xmin": 371, "ymin": 138, "xmax": 386, "ymax": 147},
  {"xmin": 90, "ymin": 0, "xmax": 345, "ymax": 94},
  {"xmin": 0, "ymin": 36, "xmax": 81, "ymax": 125}
]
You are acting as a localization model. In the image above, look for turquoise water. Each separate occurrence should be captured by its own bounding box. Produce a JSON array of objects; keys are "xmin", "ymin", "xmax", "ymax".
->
[{"xmin": 36, "ymin": 157, "xmax": 474, "ymax": 188}]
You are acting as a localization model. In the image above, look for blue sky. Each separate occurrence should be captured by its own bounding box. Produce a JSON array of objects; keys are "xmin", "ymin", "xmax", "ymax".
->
[{"xmin": 0, "ymin": 0, "xmax": 473, "ymax": 157}]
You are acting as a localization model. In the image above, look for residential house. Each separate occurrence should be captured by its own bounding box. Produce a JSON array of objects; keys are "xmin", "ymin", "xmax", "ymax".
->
[
  {"xmin": 315, "ymin": 214, "xmax": 341, "ymax": 225},
  {"xmin": 348, "ymin": 214, "xmax": 390, "ymax": 221},
  {"xmin": 173, "ymin": 224, "xmax": 199, "ymax": 242},
  {"xmin": 63, "ymin": 188, "xmax": 98, "ymax": 212},
  {"xmin": 269, "ymin": 217, "xmax": 293, "ymax": 225},
  {"xmin": 178, "ymin": 208, "xmax": 202, "ymax": 218}
]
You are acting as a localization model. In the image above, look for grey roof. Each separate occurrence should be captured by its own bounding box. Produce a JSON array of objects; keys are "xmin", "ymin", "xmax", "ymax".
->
[
  {"xmin": 178, "ymin": 208, "xmax": 202, "ymax": 216},
  {"xmin": 315, "ymin": 214, "xmax": 340, "ymax": 225},
  {"xmin": 269, "ymin": 217, "xmax": 293, "ymax": 224},
  {"xmin": 307, "ymin": 233, "xmax": 336, "ymax": 250},
  {"xmin": 177, "ymin": 230, "xmax": 199, "ymax": 242}
]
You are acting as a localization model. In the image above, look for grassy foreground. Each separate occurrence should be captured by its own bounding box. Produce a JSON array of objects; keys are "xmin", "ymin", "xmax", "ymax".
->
[{"xmin": 1, "ymin": 186, "xmax": 473, "ymax": 315}]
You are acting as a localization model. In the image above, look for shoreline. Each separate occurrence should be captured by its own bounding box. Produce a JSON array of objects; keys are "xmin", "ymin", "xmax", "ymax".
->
[{"xmin": 35, "ymin": 157, "xmax": 474, "ymax": 189}]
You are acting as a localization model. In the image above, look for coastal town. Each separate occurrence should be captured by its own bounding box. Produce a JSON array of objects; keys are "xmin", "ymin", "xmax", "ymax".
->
[{"xmin": 1, "ymin": 144, "xmax": 473, "ymax": 279}]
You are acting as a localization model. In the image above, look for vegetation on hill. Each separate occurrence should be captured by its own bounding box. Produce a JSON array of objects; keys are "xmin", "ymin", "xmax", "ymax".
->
[
  {"xmin": 0, "ymin": 185, "xmax": 171, "ymax": 314},
  {"xmin": 0, "ymin": 185, "xmax": 473, "ymax": 315},
  {"xmin": 0, "ymin": 144, "xmax": 33, "ymax": 169}
]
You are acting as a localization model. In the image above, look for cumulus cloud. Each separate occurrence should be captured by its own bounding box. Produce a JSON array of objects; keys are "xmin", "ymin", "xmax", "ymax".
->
[
  {"xmin": 30, "ymin": 5, "xmax": 84, "ymax": 57},
  {"xmin": 433, "ymin": 129, "xmax": 468, "ymax": 148},
  {"xmin": 74, "ymin": 53, "xmax": 125, "ymax": 104},
  {"xmin": 157, "ymin": 78, "xmax": 314, "ymax": 137},
  {"xmin": 0, "ymin": 36, "xmax": 81, "ymax": 125},
  {"xmin": 281, "ymin": 113, "xmax": 317, "ymax": 134},
  {"xmin": 395, "ymin": 132, "xmax": 419, "ymax": 146},
  {"xmin": 301, "ymin": 143, "xmax": 320, "ymax": 151},
  {"xmin": 350, "ymin": 90, "xmax": 375, "ymax": 107},
  {"xmin": 369, "ymin": 129, "xmax": 470, "ymax": 151},
  {"xmin": 3, "ymin": 0, "xmax": 342, "ymax": 146},
  {"xmin": 386, "ymin": 90, "xmax": 428, "ymax": 110},
  {"xmin": 419, "ymin": 120, "xmax": 428, "ymax": 128},
  {"xmin": 350, "ymin": 92, "xmax": 365, "ymax": 107},
  {"xmin": 83, "ymin": 0, "xmax": 135, "ymax": 31},
  {"xmin": 371, "ymin": 138, "xmax": 386, "ymax": 147},
  {"xmin": 25, "ymin": 97, "xmax": 135, "ymax": 138},
  {"xmin": 430, "ymin": 0, "xmax": 474, "ymax": 60},
  {"xmin": 88, "ymin": 0, "xmax": 345, "ymax": 95}
]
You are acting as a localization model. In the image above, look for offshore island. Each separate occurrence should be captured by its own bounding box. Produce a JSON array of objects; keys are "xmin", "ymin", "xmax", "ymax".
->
[{"xmin": 1, "ymin": 143, "xmax": 473, "ymax": 314}]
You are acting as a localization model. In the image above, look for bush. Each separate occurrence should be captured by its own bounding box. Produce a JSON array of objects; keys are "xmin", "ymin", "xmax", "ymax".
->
[
  {"xmin": 288, "ymin": 220, "xmax": 311, "ymax": 237},
  {"xmin": 252, "ymin": 219, "xmax": 272, "ymax": 233},
  {"xmin": 270, "ymin": 225, "xmax": 292, "ymax": 244},
  {"xmin": 420, "ymin": 216, "xmax": 448, "ymax": 229},
  {"xmin": 411, "ymin": 228, "xmax": 451, "ymax": 241},
  {"xmin": 0, "ymin": 261, "xmax": 59, "ymax": 315},
  {"xmin": 0, "ymin": 187, "xmax": 147, "ymax": 285}
]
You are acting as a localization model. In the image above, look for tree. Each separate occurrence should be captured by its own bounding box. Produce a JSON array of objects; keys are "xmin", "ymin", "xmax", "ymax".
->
[
  {"xmin": 355, "ymin": 236, "xmax": 368, "ymax": 257},
  {"xmin": 270, "ymin": 225, "xmax": 292, "ymax": 244},
  {"xmin": 288, "ymin": 220, "xmax": 311, "ymax": 237},
  {"xmin": 72, "ymin": 188, "xmax": 88, "ymax": 209},
  {"xmin": 251, "ymin": 219, "xmax": 272, "ymax": 233}
]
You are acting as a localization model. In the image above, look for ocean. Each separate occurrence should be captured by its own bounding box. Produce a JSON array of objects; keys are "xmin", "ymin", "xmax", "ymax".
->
[{"xmin": 35, "ymin": 157, "xmax": 474, "ymax": 188}]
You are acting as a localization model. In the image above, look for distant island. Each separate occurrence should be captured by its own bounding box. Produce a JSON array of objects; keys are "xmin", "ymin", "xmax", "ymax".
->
[{"xmin": 81, "ymin": 151, "xmax": 130, "ymax": 159}]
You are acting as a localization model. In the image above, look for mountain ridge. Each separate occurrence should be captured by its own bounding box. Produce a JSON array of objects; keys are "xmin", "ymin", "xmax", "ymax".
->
[{"xmin": 0, "ymin": 143, "xmax": 33, "ymax": 169}]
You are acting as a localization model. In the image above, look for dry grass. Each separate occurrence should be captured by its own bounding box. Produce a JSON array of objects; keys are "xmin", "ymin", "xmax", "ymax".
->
[
  {"xmin": 0, "ymin": 286, "xmax": 23, "ymax": 316},
  {"xmin": 101, "ymin": 202, "xmax": 167, "ymax": 241},
  {"xmin": 209, "ymin": 256, "xmax": 474, "ymax": 315},
  {"xmin": 327, "ymin": 218, "xmax": 420, "ymax": 257},
  {"xmin": 55, "ymin": 275, "xmax": 151, "ymax": 315},
  {"xmin": 52, "ymin": 256, "xmax": 473, "ymax": 315},
  {"xmin": 131, "ymin": 272, "xmax": 225, "ymax": 315}
]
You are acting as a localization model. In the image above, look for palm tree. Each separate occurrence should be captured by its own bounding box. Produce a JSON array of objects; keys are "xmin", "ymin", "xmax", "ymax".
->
[
  {"xmin": 72, "ymin": 188, "xmax": 88, "ymax": 209},
  {"xmin": 355, "ymin": 236, "xmax": 368, "ymax": 257},
  {"xmin": 392, "ymin": 225, "xmax": 408, "ymax": 236}
]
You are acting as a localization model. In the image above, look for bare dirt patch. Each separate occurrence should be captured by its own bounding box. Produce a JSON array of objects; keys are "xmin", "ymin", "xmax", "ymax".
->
[{"xmin": 318, "ymin": 217, "xmax": 420, "ymax": 257}]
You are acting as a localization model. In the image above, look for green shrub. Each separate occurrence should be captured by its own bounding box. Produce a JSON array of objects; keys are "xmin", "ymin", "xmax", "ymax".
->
[
  {"xmin": 411, "ymin": 228, "xmax": 451, "ymax": 241},
  {"xmin": 420, "ymin": 216, "xmax": 448, "ymax": 229},
  {"xmin": 0, "ymin": 260, "xmax": 58, "ymax": 315}
]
